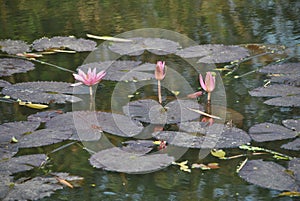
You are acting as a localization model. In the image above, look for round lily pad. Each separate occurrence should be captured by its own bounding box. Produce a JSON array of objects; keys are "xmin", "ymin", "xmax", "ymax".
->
[
  {"xmin": 1, "ymin": 81, "xmax": 82, "ymax": 104},
  {"xmin": 264, "ymin": 95, "xmax": 300, "ymax": 107},
  {"xmin": 77, "ymin": 61, "xmax": 155, "ymax": 82},
  {"xmin": 16, "ymin": 129, "xmax": 73, "ymax": 148},
  {"xmin": 0, "ymin": 80, "xmax": 11, "ymax": 88},
  {"xmin": 109, "ymin": 37, "xmax": 181, "ymax": 56},
  {"xmin": 270, "ymin": 74, "xmax": 300, "ymax": 87},
  {"xmin": 175, "ymin": 44, "xmax": 250, "ymax": 63},
  {"xmin": 249, "ymin": 84, "xmax": 300, "ymax": 97},
  {"xmin": 282, "ymin": 119, "xmax": 300, "ymax": 131},
  {"xmin": 281, "ymin": 138, "xmax": 300, "ymax": 151},
  {"xmin": 259, "ymin": 63, "xmax": 300, "ymax": 74},
  {"xmin": 238, "ymin": 159, "xmax": 299, "ymax": 191},
  {"xmin": 27, "ymin": 110, "xmax": 64, "ymax": 123},
  {"xmin": 289, "ymin": 158, "xmax": 300, "ymax": 184},
  {"xmin": 46, "ymin": 111, "xmax": 144, "ymax": 140},
  {"xmin": 154, "ymin": 123, "xmax": 251, "ymax": 149},
  {"xmin": 123, "ymin": 99, "xmax": 202, "ymax": 124},
  {"xmin": 248, "ymin": 122, "xmax": 297, "ymax": 142},
  {"xmin": 89, "ymin": 147, "xmax": 174, "ymax": 174},
  {"xmin": 0, "ymin": 39, "xmax": 30, "ymax": 54},
  {"xmin": 0, "ymin": 58, "xmax": 35, "ymax": 77},
  {"xmin": 32, "ymin": 36, "xmax": 97, "ymax": 52}
]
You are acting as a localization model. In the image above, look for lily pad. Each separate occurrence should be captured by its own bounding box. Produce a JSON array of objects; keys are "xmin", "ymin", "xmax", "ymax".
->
[
  {"xmin": 0, "ymin": 174, "xmax": 12, "ymax": 200},
  {"xmin": 77, "ymin": 61, "xmax": 155, "ymax": 81},
  {"xmin": 27, "ymin": 110, "xmax": 64, "ymax": 123},
  {"xmin": 32, "ymin": 36, "xmax": 97, "ymax": 52},
  {"xmin": 175, "ymin": 44, "xmax": 250, "ymax": 63},
  {"xmin": 259, "ymin": 63, "xmax": 300, "ymax": 74},
  {"xmin": 249, "ymin": 84, "xmax": 300, "ymax": 97},
  {"xmin": 1, "ymin": 81, "xmax": 82, "ymax": 104},
  {"xmin": 282, "ymin": 119, "xmax": 300, "ymax": 131},
  {"xmin": 269, "ymin": 74, "xmax": 300, "ymax": 87},
  {"xmin": 109, "ymin": 37, "xmax": 181, "ymax": 56},
  {"xmin": 0, "ymin": 58, "xmax": 35, "ymax": 77},
  {"xmin": 2, "ymin": 176, "xmax": 62, "ymax": 201},
  {"xmin": 153, "ymin": 123, "xmax": 251, "ymax": 148},
  {"xmin": 89, "ymin": 147, "xmax": 174, "ymax": 174},
  {"xmin": 0, "ymin": 80, "xmax": 11, "ymax": 88},
  {"xmin": 238, "ymin": 159, "xmax": 299, "ymax": 191},
  {"xmin": 264, "ymin": 95, "xmax": 300, "ymax": 107},
  {"xmin": 281, "ymin": 138, "xmax": 300, "ymax": 151},
  {"xmin": 289, "ymin": 158, "xmax": 300, "ymax": 184},
  {"xmin": 46, "ymin": 111, "xmax": 144, "ymax": 140},
  {"xmin": 0, "ymin": 154, "xmax": 47, "ymax": 174},
  {"xmin": 16, "ymin": 129, "xmax": 72, "ymax": 148},
  {"xmin": 0, "ymin": 121, "xmax": 40, "ymax": 145},
  {"xmin": 248, "ymin": 123, "xmax": 297, "ymax": 142},
  {"xmin": 123, "ymin": 99, "xmax": 202, "ymax": 124},
  {"xmin": 0, "ymin": 39, "xmax": 30, "ymax": 54}
]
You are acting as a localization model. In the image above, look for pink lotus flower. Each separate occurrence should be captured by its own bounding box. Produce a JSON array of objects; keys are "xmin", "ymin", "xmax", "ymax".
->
[
  {"xmin": 72, "ymin": 68, "xmax": 106, "ymax": 86},
  {"xmin": 199, "ymin": 72, "xmax": 215, "ymax": 93},
  {"xmin": 155, "ymin": 61, "xmax": 166, "ymax": 81},
  {"xmin": 187, "ymin": 91, "xmax": 203, "ymax": 99}
]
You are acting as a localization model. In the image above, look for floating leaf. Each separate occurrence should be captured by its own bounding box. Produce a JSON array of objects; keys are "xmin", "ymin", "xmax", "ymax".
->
[
  {"xmin": 17, "ymin": 100, "xmax": 48, "ymax": 109},
  {"xmin": 77, "ymin": 61, "xmax": 155, "ymax": 81},
  {"xmin": 282, "ymin": 119, "xmax": 300, "ymax": 132},
  {"xmin": 10, "ymin": 137, "xmax": 18, "ymax": 143},
  {"xmin": 109, "ymin": 37, "xmax": 181, "ymax": 56},
  {"xmin": 259, "ymin": 63, "xmax": 300, "ymax": 75},
  {"xmin": 0, "ymin": 80, "xmax": 11, "ymax": 88},
  {"xmin": 175, "ymin": 44, "xmax": 249, "ymax": 63},
  {"xmin": 249, "ymin": 84, "xmax": 300, "ymax": 97},
  {"xmin": 123, "ymin": 99, "xmax": 202, "ymax": 124},
  {"xmin": 249, "ymin": 123, "xmax": 298, "ymax": 142},
  {"xmin": 0, "ymin": 58, "xmax": 35, "ymax": 77},
  {"xmin": 289, "ymin": 158, "xmax": 300, "ymax": 184},
  {"xmin": 264, "ymin": 95, "xmax": 300, "ymax": 107},
  {"xmin": 278, "ymin": 191, "xmax": 300, "ymax": 197},
  {"xmin": 87, "ymin": 34, "xmax": 132, "ymax": 42},
  {"xmin": 32, "ymin": 36, "xmax": 96, "ymax": 52},
  {"xmin": 0, "ymin": 154, "xmax": 47, "ymax": 174},
  {"xmin": 211, "ymin": 149, "xmax": 226, "ymax": 159},
  {"xmin": 238, "ymin": 159, "xmax": 299, "ymax": 191},
  {"xmin": 27, "ymin": 110, "xmax": 64, "ymax": 123},
  {"xmin": 281, "ymin": 138, "xmax": 300, "ymax": 151},
  {"xmin": 0, "ymin": 39, "xmax": 30, "ymax": 54},
  {"xmin": 89, "ymin": 147, "xmax": 174, "ymax": 174},
  {"xmin": 270, "ymin": 74, "xmax": 300, "ymax": 87},
  {"xmin": 1, "ymin": 81, "xmax": 82, "ymax": 104}
]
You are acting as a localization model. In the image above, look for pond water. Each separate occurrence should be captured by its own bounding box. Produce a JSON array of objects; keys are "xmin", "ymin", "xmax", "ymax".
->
[{"xmin": 0, "ymin": 0, "xmax": 299, "ymax": 200}]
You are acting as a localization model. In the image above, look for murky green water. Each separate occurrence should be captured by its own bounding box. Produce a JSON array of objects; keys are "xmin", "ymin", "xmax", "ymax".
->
[{"xmin": 0, "ymin": 0, "xmax": 299, "ymax": 200}]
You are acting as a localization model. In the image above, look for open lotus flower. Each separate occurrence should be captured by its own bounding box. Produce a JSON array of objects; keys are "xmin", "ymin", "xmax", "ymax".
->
[
  {"xmin": 72, "ymin": 68, "xmax": 106, "ymax": 86},
  {"xmin": 199, "ymin": 72, "xmax": 215, "ymax": 102},
  {"xmin": 155, "ymin": 61, "xmax": 166, "ymax": 81}
]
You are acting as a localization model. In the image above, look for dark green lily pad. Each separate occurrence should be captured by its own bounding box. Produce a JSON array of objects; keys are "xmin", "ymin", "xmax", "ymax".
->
[
  {"xmin": 27, "ymin": 110, "xmax": 64, "ymax": 123},
  {"xmin": 89, "ymin": 147, "xmax": 174, "ymax": 174},
  {"xmin": 259, "ymin": 63, "xmax": 300, "ymax": 74},
  {"xmin": 238, "ymin": 159, "xmax": 299, "ymax": 192},
  {"xmin": 248, "ymin": 123, "xmax": 297, "ymax": 142},
  {"xmin": 0, "ymin": 121, "xmax": 40, "ymax": 145},
  {"xmin": 77, "ymin": 61, "xmax": 155, "ymax": 81},
  {"xmin": 289, "ymin": 158, "xmax": 300, "ymax": 184},
  {"xmin": 16, "ymin": 129, "xmax": 72, "ymax": 148},
  {"xmin": 0, "ymin": 39, "xmax": 30, "ymax": 54},
  {"xmin": 281, "ymin": 138, "xmax": 300, "ymax": 151},
  {"xmin": 123, "ymin": 99, "xmax": 202, "ymax": 124},
  {"xmin": 0, "ymin": 58, "xmax": 35, "ymax": 77},
  {"xmin": 153, "ymin": 123, "xmax": 251, "ymax": 148},
  {"xmin": 109, "ymin": 37, "xmax": 180, "ymax": 56},
  {"xmin": 0, "ymin": 154, "xmax": 47, "ymax": 175},
  {"xmin": 2, "ymin": 176, "xmax": 62, "ymax": 201},
  {"xmin": 282, "ymin": 119, "xmax": 300, "ymax": 131},
  {"xmin": 46, "ymin": 111, "xmax": 144, "ymax": 140},
  {"xmin": 264, "ymin": 95, "xmax": 300, "ymax": 107},
  {"xmin": 1, "ymin": 81, "xmax": 82, "ymax": 104},
  {"xmin": 32, "ymin": 36, "xmax": 96, "ymax": 52},
  {"xmin": 175, "ymin": 44, "xmax": 249, "ymax": 63},
  {"xmin": 0, "ymin": 80, "xmax": 11, "ymax": 88},
  {"xmin": 249, "ymin": 84, "xmax": 300, "ymax": 97}
]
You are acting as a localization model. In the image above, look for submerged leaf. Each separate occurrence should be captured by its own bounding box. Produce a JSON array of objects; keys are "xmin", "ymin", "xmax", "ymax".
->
[{"xmin": 0, "ymin": 58, "xmax": 35, "ymax": 77}]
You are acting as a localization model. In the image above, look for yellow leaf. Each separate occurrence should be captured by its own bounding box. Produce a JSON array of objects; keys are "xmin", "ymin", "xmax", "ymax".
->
[
  {"xmin": 278, "ymin": 191, "xmax": 300, "ymax": 197},
  {"xmin": 127, "ymin": 95, "xmax": 135, "ymax": 98},
  {"xmin": 3, "ymin": 95, "xmax": 10, "ymax": 99},
  {"xmin": 153, "ymin": 141, "xmax": 162, "ymax": 145},
  {"xmin": 211, "ymin": 149, "xmax": 226, "ymax": 159},
  {"xmin": 180, "ymin": 166, "xmax": 191, "ymax": 173},
  {"xmin": 171, "ymin": 91, "xmax": 180, "ymax": 96},
  {"xmin": 25, "ymin": 103, "xmax": 48, "ymax": 109},
  {"xmin": 11, "ymin": 136, "xmax": 18, "ymax": 143}
]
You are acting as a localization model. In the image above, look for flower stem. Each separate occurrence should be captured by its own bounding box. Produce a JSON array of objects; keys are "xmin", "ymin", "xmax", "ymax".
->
[
  {"xmin": 89, "ymin": 86, "xmax": 93, "ymax": 97},
  {"xmin": 207, "ymin": 92, "xmax": 211, "ymax": 103},
  {"xmin": 158, "ymin": 80, "xmax": 162, "ymax": 104}
]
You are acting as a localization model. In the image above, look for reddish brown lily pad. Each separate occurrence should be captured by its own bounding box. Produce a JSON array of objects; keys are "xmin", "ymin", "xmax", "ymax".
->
[
  {"xmin": 0, "ymin": 39, "xmax": 30, "ymax": 54},
  {"xmin": 248, "ymin": 123, "xmax": 297, "ymax": 142},
  {"xmin": 0, "ymin": 58, "xmax": 35, "ymax": 77},
  {"xmin": 123, "ymin": 99, "xmax": 202, "ymax": 124},
  {"xmin": 32, "ymin": 36, "xmax": 96, "ymax": 52},
  {"xmin": 176, "ymin": 44, "xmax": 249, "ymax": 63},
  {"xmin": 109, "ymin": 37, "xmax": 180, "ymax": 56},
  {"xmin": 238, "ymin": 159, "xmax": 299, "ymax": 192},
  {"xmin": 1, "ymin": 81, "xmax": 82, "ymax": 104},
  {"xmin": 89, "ymin": 147, "xmax": 174, "ymax": 174}
]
